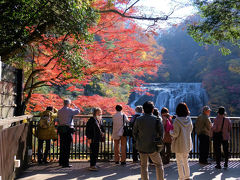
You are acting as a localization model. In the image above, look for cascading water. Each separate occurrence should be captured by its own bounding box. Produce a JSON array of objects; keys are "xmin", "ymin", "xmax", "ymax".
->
[{"xmin": 128, "ymin": 83, "xmax": 208, "ymax": 116}]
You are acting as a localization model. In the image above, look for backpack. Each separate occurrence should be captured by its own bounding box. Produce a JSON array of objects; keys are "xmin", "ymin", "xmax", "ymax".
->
[{"xmin": 39, "ymin": 112, "xmax": 51, "ymax": 129}]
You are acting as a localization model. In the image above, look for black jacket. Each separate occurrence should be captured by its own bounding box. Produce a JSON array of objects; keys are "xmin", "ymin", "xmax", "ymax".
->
[
  {"xmin": 86, "ymin": 117, "xmax": 105, "ymax": 143},
  {"xmin": 133, "ymin": 114, "xmax": 163, "ymax": 153}
]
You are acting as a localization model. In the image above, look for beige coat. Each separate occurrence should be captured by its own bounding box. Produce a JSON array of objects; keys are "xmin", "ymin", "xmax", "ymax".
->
[
  {"xmin": 170, "ymin": 116, "xmax": 193, "ymax": 153},
  {"xmin": 112, "ymin": 112, "xmax": 129, "ymax": 140}
]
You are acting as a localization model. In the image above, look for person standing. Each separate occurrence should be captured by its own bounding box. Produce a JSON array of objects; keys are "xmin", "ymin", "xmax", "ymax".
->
[
  {"xmin": 161, "ymin": 107, "xmax": 173, "ymax": 165},
  {"xmin": 86, "ymin": 107, "xmax": 105, "ymax": 171},
  {"xmin": 130, "ymin": 106, "xmax": 143, "ymax": 163},
  {"xmin": 37, "ymin": 106, "xmax": 58, "ymax": 164},
  {"xmin": 133, "ymin": 101, "xmax": 164, "ymax": 180},
  {"xmin": 153, "ymin": 108, "xmax": 160, "ymax": 118},
  {"xmin": 195, "ymin": 106, "xmax": 212, "ymax": 165},
  {"xmin": 57, "ymin": 99, "xmax": 80, "ymax": 168},
  {"xmin": 212, "ymin": 106, "xmax": 232, "ymax": 169},
  {"xmin": 170, "ymin": 102, "xmax": 193, "ymax": 180},
  {"xmin": 112, "ymin": 105, "xmax": 129, "ymax": 165}
]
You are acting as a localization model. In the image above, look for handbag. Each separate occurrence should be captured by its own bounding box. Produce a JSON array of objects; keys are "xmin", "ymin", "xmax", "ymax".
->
[
  {"xmin": 48, "ymin": 124, "xmax": 58, "ymax": 140},
  {"xmin": 99, "ymin": 123, "xmax": 105, "ymax": 142},
  {"xmin": 122, "ymin": 115, "xmax": 131, "ymax": 136},
  {"xmin": 99, "ymin": 132, "xmax": 105, "ymax": 142},
  {"xmin": 213, "ymin": 117, "xmax": 225, "ymax": 141},
  {"xmin": 94, "ymin": 119, "xmax": 105, "ymax": 142},
  {"xmin": 154, "ymin": 118, "xmax": 164, "ymax": 152}
]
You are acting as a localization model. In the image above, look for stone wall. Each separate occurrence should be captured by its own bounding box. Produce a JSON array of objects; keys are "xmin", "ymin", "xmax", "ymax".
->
[{"xmin": 0, "ymin": 62, "xmax": 21, "ymax": 118}]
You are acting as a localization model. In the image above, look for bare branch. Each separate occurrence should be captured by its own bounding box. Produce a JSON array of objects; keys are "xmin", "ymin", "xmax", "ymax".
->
[
  {"xmin": 98, "ymin": 9, "xmax": 174, "ymax": 21},
  {"xmin": 123, "ymin": 0, "xmax": 140, "ymax": 15}
]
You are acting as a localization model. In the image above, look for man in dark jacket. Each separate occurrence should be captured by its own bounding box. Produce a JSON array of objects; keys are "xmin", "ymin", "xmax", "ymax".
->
[
  {"xmin": 130, "ymin": 105, "xmax": 143, "ymax": 162},
  {"xmin": 133, "ymin": 101, "xmax": 164, "ymax": 180}
]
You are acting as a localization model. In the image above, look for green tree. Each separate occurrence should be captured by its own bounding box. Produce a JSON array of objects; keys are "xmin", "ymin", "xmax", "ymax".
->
[
  {"xmin": 188, "ymin": 0, "xmax": 240, "ymax": 55},
  {"xmin": 0, "ymin": 0, "xmax": 97, "ymax": 62}
]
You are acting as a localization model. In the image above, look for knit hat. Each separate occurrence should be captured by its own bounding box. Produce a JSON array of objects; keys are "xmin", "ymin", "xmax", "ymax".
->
[{"xmin": 218, "ymin": 106, "xmax": 226, "ymax": 115}]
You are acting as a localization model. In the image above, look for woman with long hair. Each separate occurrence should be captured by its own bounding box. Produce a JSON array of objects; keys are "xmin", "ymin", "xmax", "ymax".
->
[{"xmin": 170, "ymin": 102, "xmax": 192, "ymax": 180}]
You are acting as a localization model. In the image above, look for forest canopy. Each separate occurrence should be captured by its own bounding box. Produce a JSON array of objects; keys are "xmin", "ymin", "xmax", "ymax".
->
[
  {"xmin": 188, "ymin": 0, "xmax": 240, "ymax": 55},
  {"xmin": 151, "ymin": 16, "xmax": 240, "ymax": 115}
]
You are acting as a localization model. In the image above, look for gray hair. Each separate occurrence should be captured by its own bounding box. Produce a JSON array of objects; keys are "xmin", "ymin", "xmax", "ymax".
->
[
  {"xmin": 64, "ymin": 99, "xmax": 71, "ymax": 106},
  {"xmin": 93, "ymin": 107, "xmax": 102, "ymax": 117},
  {"xmin": 135, "ymin": 105, "xmax": 143, "ymax": 113}
]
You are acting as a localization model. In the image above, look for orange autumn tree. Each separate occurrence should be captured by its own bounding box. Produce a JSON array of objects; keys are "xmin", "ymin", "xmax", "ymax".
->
[{"xmin": 23, "ymin": 0, "xmax": 163, "ymax": 115}]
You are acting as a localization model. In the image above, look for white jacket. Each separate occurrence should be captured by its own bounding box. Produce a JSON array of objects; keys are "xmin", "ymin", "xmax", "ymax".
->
[
  {"xmin": 112, "ymin": 112, "xmax": 129, "ymax": 140},
  {"xmin": 170, "ymin": 116, "xmax": 193, "ymax": 153}
]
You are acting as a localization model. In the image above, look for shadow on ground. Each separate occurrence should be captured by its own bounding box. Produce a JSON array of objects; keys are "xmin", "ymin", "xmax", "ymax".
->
[{"xmin": 17, "ymin": 161, "xmax": 240, "ymax": 180}]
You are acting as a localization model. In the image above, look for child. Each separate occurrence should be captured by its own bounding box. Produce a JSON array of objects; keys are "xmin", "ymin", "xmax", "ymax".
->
[
  {"xmin": 161, "ymin": 107, "xmax": 173, "ymax": 164},
  {"xmin": 130, "ymin": 106, "xmax": 143, "ymax": 162}
]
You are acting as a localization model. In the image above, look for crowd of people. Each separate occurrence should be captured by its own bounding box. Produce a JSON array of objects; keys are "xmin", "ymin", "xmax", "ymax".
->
[{"xmin": 36, "ymin": 99, "xmax": 232, "ymax": 180}]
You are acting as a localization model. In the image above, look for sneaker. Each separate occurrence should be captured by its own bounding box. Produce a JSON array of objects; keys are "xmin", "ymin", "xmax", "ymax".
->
[
  {"xmin": 89, "ymin": 166, "xmax": 98, "ymax": 171},
  {"xmin": 115, "ymin": 161, "xmax": 119, "ymax": 164},
  {"xmin": 199, "ymin": 161, "xmax": 211, "ymax": 165},
  {"xmin": 215, "ymin": 165, "xmax": 221, "ymax": 169},
  {"xmin": 224, "ymin": 163, "xmax": 228, "ymax": 168},
  {"xmin": 133, "ymin": 160, "xmax": 139, "ymax": 163},
  {"xmin": 121, "ymin": 162, "xmax": 126, "ymax": 165},
  {"xmin": 62, "ymin": 164, "xmax": 72, "ymax": 168},
  {"xmin": 43, "ymin": 160, "xmax": 49, "ymax": 164}
]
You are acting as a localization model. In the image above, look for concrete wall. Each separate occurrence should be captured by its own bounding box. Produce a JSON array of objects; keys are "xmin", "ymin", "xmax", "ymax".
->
[{"xmin": 0, "ymin": 62, "xmax": 18, "ymax": 118}]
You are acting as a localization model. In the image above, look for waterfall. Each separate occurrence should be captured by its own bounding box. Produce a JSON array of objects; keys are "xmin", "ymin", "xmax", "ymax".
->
[{"xmin": 128, "ymin": 83, "xmax": 208, "ymax": 116}]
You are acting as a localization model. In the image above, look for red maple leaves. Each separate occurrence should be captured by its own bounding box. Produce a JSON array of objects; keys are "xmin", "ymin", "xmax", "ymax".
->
[{"xmin": 26, "ymin": 0, "xmax": 163, "ymax": 115}]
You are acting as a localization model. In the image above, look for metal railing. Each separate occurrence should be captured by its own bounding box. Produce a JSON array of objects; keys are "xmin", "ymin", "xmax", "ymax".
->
[{"xmin": 31, "ymin": 116, "xmax": 240, "ymax": 161}]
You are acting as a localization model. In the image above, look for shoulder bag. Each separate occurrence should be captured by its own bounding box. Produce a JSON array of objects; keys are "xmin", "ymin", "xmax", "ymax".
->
[
  {"xmin": 122, "ymin": 115, "xmax": 132, "ymax": 136},
  {"xmin": 213, "ymin": 117, "xmax": 225, "ymax": 141}
]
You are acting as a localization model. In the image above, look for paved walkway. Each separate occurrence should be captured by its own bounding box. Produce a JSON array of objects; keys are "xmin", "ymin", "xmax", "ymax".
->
[{"xmin": 18, "ymin": 160, "xmax": 240, "ymax": 180}]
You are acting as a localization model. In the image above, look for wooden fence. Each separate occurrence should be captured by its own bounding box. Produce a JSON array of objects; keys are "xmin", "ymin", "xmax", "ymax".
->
[
  {"xmin": 31, "ymin": 116, "xmax": 240, "ymax": 161},
  {"xmin": 0, "ymin": 115, "xmax": 33, "ymax": 180}
]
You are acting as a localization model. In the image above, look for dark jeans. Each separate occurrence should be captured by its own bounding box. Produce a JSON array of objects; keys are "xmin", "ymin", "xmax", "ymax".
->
[
  {"xmin": 59, "ymin": 130, "xmax": 73, "ymax": 166},
  {"xmin": 199, "ymin": 134, "xmax": 210, "ymax": 163},
  {"xmin": 38, "ymin": 139, "xmax": 50, "ymax": 163},
  {"xmin": 213, "ymin": 136, "xmax": 229, "ymax": 166},
  {"xmin": 161, "ymin": 143, "xmax": 171, "ymax": 164},
  {"xmin": 132, "ymin": 139, "xmax": 139, "ymax": 161},
  {"xmin": 90, "ymin": 142, "xmax": 99, "ymax": 166}
]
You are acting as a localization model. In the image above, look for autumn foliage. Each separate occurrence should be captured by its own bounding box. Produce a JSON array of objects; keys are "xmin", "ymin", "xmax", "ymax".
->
[{"xmin": 26, "ymin": 0, "xmax": 163, "ymax": 115}]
